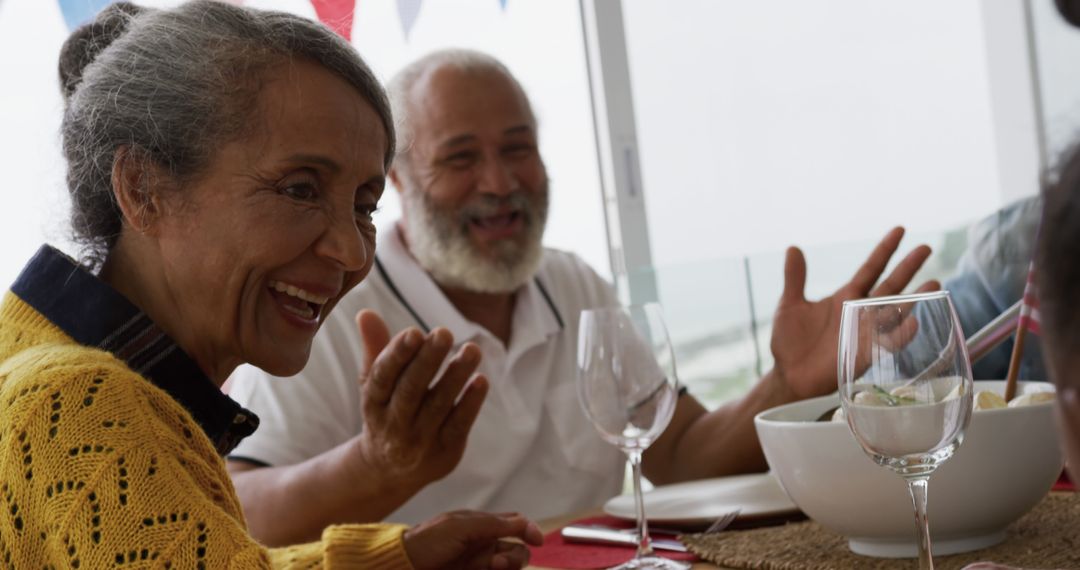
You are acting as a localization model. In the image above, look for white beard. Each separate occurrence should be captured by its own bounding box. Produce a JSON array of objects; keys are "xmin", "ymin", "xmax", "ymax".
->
[{"xmin": 401, "ymin": 184, "xmax": 549, "ymax": 294}]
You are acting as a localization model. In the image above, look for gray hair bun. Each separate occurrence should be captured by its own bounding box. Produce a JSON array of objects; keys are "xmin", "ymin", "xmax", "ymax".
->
[{"xmin": 58, "ymin": 2, "xmax": 146, "ymax": 101}]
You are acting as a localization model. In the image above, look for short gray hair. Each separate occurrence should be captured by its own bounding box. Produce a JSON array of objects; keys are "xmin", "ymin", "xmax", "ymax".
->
[
  {"xmin": 387, "ymin": 48, "xmax": 533, "ymax": 165},
  {"xmin": 59, "ymin": 1, "xmax": 394, "ymax": 270}
]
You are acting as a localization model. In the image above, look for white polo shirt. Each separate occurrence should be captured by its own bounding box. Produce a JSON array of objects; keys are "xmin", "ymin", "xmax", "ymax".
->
[{"xmin": 227, "ymin": 225, "xmax": 625, "ymax": 524}]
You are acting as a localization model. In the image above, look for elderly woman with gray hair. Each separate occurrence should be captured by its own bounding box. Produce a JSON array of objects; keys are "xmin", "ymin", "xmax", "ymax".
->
[{"xmin": 0, "ymin": 1, "xmax": 540, "ymax": 568}]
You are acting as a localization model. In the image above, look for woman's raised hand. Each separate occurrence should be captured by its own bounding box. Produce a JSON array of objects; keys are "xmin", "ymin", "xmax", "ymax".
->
[{"xmin": 351, "ymin": 310, "xmax": 489, "ymax": 495}]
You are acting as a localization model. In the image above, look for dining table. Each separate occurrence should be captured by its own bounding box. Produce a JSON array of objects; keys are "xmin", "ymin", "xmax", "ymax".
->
[
  {"xmin": 529, "ymin": 509, "xmax": 729, "ymax": 570},
  {"xmin": 527, "ymin": 488, "xmax": 1079, "ymax": 570}
]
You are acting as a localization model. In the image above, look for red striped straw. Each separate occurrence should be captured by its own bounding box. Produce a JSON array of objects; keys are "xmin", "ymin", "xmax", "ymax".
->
[
  {"xmin": 1004, "ymin": 262, "xmax": 1041, "ymax": 401},
  {"xmin": 966, "ymin": 300, "xmax": 1022, "ymax": 363}
]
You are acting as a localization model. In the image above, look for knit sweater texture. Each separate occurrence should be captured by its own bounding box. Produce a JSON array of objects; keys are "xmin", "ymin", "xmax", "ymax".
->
[{"xmin": 0, "ymin": 291, "xmax": 413, "ymax": 568}]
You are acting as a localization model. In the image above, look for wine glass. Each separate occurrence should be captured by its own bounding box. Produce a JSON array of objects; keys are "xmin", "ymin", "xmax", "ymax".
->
[
  {"xmin": 838, "ymin": 291, "xmax": 974, "ymax": 569},
  {"xmin": 577, "ymin": 303, "xmax": 687, "ymax": 570}
]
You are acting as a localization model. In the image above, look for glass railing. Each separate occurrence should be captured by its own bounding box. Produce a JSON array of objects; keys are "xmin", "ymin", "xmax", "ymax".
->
[{"xmin": 634, "ymin": 226, "xmax": 969, "ymax": 410}]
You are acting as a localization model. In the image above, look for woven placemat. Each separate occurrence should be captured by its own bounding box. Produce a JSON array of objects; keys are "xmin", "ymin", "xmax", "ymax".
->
[{"xmin": 682, "ymin": 492, "xmax": 1080, "ymax": 569}]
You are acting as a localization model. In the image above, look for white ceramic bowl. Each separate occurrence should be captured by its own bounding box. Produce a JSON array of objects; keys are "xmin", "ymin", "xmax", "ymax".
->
[{"xmin": 755, "ymin": 381, "xmax": 1062, "ymax": 558}]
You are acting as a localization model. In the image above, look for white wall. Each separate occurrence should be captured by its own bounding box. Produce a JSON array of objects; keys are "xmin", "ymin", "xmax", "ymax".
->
[
  {"xmin": 621, "ymin": 0, "xmax": 1028, "ymax": 269},
  {"xmin": 1032, "ymin": 0, "xmax": 1080, "ymax": 162},
  {"xmin": 981, "ymin": 0, "xmax": 1044, "ymax": 205},
  {"xmin": 0, "ymin": 0, "xmax": 72, "ymax": 287}
]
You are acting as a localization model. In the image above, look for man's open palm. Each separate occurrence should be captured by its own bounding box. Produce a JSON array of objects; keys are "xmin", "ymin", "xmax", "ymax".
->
[{"xmin": 770, "ymin": 227, "xmax": 939, "ymax": 399}]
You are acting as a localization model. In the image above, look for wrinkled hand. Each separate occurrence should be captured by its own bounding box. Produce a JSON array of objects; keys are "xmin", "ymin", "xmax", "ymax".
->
[
  {"xmin": 404, "ymin": 511, "xmax": 544, "ymax": 570},
  {"xmin": 771, "ymin": 227, "xmax": 939, "ymax": 400},
  {"xmin": 351, "ymin": 310, "xmax": 488, "ymax": 493}
]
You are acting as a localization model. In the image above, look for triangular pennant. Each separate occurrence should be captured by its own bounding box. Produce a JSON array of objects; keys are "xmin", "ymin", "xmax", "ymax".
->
[
  {"xmin": 396, "ymin": 0, "xmax": 423, "ymax": 40},
  {"xmin": 57, "ymin": 0, "xmax": 113, "ymax": 30},
  {"xmin": 310, "ymin": 0, "xmax": 356, "ymax": 41}
]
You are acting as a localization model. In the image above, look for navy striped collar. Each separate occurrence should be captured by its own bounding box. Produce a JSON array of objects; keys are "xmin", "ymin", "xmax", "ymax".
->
[{"xmin": 11, "ymin": 245, "xmax": 258, "ymax": 455}]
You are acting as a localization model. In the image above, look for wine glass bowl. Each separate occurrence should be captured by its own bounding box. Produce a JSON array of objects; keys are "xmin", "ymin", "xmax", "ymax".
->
[
  {"xmin": 838, "ymin": 291, "xmax": 974, "ymax": 569},
  {"xmin": 577, "ymin": 303, "xmax": 688, "ymax": 570},
  {"xmin": 844, "ymin": 375, "xmax": 969, "ymax": 477}
]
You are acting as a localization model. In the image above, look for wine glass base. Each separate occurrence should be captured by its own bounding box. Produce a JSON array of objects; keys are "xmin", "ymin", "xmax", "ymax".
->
[{"xmin": 607, "ymin": 556, "xmax": 692, "ymax": 570}]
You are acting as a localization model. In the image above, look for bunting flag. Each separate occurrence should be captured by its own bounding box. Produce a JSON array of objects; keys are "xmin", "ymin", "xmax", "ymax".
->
[
  {"xmin": 310, "ymin": 0, "xmax": 356, "ymax": 41},
  {"xmin": 396, "ymin": 0, "xmax": 423, "ymax": 39},
  {"xmin": 58, "ymin": 0, "xmax": 112, "ymax": 30}
]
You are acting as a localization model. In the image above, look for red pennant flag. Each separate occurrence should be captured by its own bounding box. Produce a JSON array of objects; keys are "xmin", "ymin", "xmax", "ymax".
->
[{"xmin": 310, "ymin": 0, "xmax": 356, "ymax": 41}]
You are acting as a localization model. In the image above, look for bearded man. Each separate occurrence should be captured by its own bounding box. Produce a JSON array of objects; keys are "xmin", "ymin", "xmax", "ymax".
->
[{"xmin": 226, "ymin": 49, "xmax": 936, "ymax": 546}]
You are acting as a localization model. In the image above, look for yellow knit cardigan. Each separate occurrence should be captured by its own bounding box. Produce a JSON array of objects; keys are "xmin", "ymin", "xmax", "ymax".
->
[{"xmin": 0, "ymin": 291, "xmax": 413, "ymax": 568}]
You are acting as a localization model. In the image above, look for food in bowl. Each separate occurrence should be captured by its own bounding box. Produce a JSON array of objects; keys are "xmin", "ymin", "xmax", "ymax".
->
[
  {"xmin": 829, "ymin": 385, "xmax": 1054, "ymax": 421},
  {"xmin": 755, "ymin": 381, "xmax": 1062, "ymax": 558},
  {"xmin": 1008, "ymin": 391, "xmax": 1056, "ymax": 407}
]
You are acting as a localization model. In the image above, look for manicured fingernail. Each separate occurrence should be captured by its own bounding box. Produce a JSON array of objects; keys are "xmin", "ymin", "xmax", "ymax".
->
[
  {"xmin": 459, "ymin": 345, "xmax": 478, "ymax": 363},
  {"xmin": 468, "ymin": 375, "xmax": 488, "ymax": 392},
  {"xmin": 431, "ymin": 329, "xmax": 451, "ymax": 349}
]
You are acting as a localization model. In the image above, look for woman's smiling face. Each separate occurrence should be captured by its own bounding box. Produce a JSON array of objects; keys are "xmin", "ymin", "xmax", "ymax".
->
[{"xmin": 152, "ymin": 60, "xmax": 389, "ymax": 377}]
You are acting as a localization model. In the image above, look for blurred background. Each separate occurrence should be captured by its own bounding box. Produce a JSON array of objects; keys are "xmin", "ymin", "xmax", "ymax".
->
[{"xmin": 2, "ymin": 0, "xmax": 1078, "ymax": 407}]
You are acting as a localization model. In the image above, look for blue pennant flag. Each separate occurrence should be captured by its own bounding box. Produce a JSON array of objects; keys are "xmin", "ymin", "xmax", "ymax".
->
[
  {"xmin": 396, "ymin": 0, "xmax": 423, "ymax": 39},
  {"xmin": 58, "ymin": 0, "xmax": 113, "ymax": 31}
]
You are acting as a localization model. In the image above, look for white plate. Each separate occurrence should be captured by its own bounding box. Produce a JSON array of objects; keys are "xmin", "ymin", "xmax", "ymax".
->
[{"xmin": 603, "ymin": 472, "xmax": 800, "ymax": 526}]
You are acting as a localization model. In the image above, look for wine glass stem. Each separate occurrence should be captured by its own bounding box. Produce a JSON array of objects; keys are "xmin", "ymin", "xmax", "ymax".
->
[
  {"xmin": 906, "ymin": 476, "xmax": 934, "ymax": 570},
  {"xmin": 628, "ymin": 450, "xmax": 655, "ymax": 558}
]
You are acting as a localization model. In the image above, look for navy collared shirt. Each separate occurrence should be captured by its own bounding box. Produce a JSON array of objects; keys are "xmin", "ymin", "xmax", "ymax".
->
[{"xmin": 11, "ymin": 245, "xmax": 259, "ymax": 455}]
